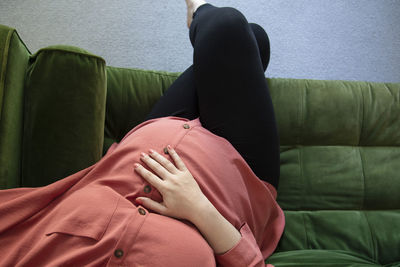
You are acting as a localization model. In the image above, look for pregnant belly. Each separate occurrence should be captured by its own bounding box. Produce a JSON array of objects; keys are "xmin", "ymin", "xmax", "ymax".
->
[{"xmin": 129, "ymin": 212, "xmax": 216, "ymax": 267}]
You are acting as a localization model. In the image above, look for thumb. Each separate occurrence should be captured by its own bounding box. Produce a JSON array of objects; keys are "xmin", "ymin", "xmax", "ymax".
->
[{"xmin": 136, "ymin": 197, "xmax": 166, "ymax": 215}]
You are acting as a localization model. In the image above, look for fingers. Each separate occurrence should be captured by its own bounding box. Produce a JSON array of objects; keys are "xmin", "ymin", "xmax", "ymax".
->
[
  {"xmin": 134, "ymin": 163, "xmax": 163, "ymax": 189},
  {"xmin": 148, "ymin": 149, "xmax": 177, "ymax": 174},
  {"xmin": 167, "ymin": 145, "xmax": 187, "ymax": 171},
  {"xmin": 135, "ymin": 146, "xmax": 187, "ymax": 185},
  {"xmin": 140, "ymin": 152, "xmax": 172, "ymax": 179}
]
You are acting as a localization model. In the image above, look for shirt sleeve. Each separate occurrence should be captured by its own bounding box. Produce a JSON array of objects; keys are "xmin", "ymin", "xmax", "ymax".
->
[{"xmin": 214, "ymin": 222, "xmax": 274, "ymax": 267}]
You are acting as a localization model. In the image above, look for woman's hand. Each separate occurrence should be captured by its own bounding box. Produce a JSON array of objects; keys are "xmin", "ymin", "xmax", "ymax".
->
[
  {"xmin": 135, "ymin": 145, "xmax": 242, "ymax": 254},
  {"xmin": 134, "ymin": 145, "xmax": 210, "ymax": 222}
]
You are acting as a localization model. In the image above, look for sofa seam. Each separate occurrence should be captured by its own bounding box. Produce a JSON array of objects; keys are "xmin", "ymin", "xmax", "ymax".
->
[
  {"xmin": 298, "ymin": 146, "xmax": 305, "ymax": 210},
  {"xmin": 361, "ymin": 211, "xmax": 378, "ymax": 263},
  {"xmin": 107, "ymin": 66, "xmax": 180, "ymax": 78},
  {"xmin": 0, "ymin": 28, "xmax": 14, "ymax": 121},
  {"xmin": 280, "ymin": 144, "xmax": 400, "ymax": 148},
  {"xmin": 301, "ymin": 212, "xmax": 310, "ymax": 249},
  {"xmin": 284, "ymin": 208, "xmax": 400, "ymax": 212},
  {"xmin": 298, "ymin": 144, "xmax": 310, "ymax": 249},
  {"xmin": 357, "ymin": 147, "xmax": 366, "ymax": 210},
  {"xmin": 31, "ymin": 48, "xmax": 105, "ymax": 63},
  {"xmin": 20, "ymin": 60, "xmax": 34, "ymax": 187},
  {"xmin": 358, "ymin": 82, "xmax": 367, "ymax": 146},
  {"xmin": 13, "ymin": 29, "xmax": 31, "ymax": 54},
  {"xmin": 298, "ymin": 81, "xmax": 306, "ymax": 144}
]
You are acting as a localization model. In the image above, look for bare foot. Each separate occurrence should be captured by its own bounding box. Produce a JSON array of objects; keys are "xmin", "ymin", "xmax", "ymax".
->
[{"xmin": 185, "ymin": 0, "xmax": 207, "ymax": 28}]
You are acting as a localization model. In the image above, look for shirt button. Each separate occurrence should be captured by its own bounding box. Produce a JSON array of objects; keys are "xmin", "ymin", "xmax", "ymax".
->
[
  {"xmin": 183, "ymin": 123, "xmax": 190, "ymax": 129},
  {"xmin": 143, "ymin": 185, "xmax": 152, "ymax": 194},
  {"xmin": 163, "ymin": 147, "xmax": 169, "ymax": 154},
  {"xmin": 138, "ymin": 207, "xmax": 146, "ymax": 215},
  {"xmin": 114, "ymin": 249, "xmax": 124, "ymax": 258}
]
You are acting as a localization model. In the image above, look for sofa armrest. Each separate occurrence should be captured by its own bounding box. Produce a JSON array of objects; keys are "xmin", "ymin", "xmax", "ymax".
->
[
  {"xmin": 22, "ymin": 45, "xmax": 106, "ymax": 187},
  {"xmin": 0, "ymin": 25, "xmax": 30, "ymax": 188}
]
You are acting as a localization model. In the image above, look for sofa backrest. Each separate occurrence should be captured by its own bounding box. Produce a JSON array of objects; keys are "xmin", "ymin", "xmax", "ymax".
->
[
  {"xmin": 103, "ymin": 66, "xmax": 179, "ymax": 153},
  {"xmin": 268, "ymin": 78, "xmax": 400, "ymax": 264}
]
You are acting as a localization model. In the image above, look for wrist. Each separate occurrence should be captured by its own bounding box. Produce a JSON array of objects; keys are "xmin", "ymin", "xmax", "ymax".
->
[
  {"xmin": 188, "ymin": 195, "xmax": 215, "ymax": 224},
  {"xmin": 188, "ymin": 195, "xmax": 242, "ymax": 254}
]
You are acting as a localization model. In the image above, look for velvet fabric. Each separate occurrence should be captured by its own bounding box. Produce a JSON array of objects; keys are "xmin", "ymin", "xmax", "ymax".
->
[
  {"xmin": 22, "ymin": 45, "xmax": 107, "ymax": 187},
  {"xmin": 0, "ymin": 26, "xmax": 29, "ymax": 188},
  {"xmin": 0, "ymin": 24, "xmax": 399, "ymax": 266},
  {"xmin": 104, "ymin": 66, "xmax": 178, "ymax": 152}
]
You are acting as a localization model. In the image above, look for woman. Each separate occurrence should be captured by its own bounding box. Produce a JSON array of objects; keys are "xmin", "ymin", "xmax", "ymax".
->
[{"xmin": 0, "ymin": 1, "xmax": 284, "ymax": 266}]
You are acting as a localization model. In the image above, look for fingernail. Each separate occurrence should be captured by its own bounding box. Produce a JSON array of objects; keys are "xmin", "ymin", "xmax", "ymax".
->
[
  {"xmin": 149, "ymin": 149, "xmax": 155, "ymax": 154},
  {"xmin": 134, "ymin": 163, "xmax": 140, "ymax": 168},
  {"xmin": 135, "ymin": 198, "xmax": 143, "ymax": 205},
  {"xmin": 167, "ymin": 145, "xmax": 172, "ymax": 150},
  {"xmin": 141, "ymin": 152, "xmax": 146, "ymax": 158}
]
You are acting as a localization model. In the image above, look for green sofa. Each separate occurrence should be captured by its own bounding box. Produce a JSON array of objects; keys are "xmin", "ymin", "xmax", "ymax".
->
[{"xmin": 1, "ymin": 24, "xmax": 399, "ymax": 266}]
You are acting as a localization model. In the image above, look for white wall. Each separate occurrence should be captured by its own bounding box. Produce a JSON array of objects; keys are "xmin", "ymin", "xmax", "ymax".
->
[{"xmin": 1, "ymin": 0, "xmax": 399, "ymax": 83}]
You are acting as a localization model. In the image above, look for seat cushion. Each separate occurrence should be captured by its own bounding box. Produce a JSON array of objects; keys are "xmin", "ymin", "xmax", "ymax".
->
[{"xmin": 268, "ymin": 249, "xmax": 393, "ymax": 267}]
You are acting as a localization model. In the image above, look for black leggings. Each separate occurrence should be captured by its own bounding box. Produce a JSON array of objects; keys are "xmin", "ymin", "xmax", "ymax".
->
[{"xmin": 146, "ymin": 4, "xmax": 280, "ymax": 189}]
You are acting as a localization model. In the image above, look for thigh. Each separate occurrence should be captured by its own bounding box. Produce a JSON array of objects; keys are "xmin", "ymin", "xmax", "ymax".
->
[
  {"xmin": 145, "ymin": 66, "xmax": 198, "ymax": 121},
  {"xmin": 191, "ymin": 6, "xmax": 280, "ymax": 187}
]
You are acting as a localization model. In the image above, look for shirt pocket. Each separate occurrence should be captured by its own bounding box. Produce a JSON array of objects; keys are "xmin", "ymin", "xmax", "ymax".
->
[{"xmin": 45, "ymin": 185, "xmax": 120, "ymax": 241}]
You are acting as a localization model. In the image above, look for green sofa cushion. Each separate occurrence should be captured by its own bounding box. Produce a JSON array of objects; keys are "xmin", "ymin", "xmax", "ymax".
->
[
  {"xmin": 267, "ymin": 78, "xmax": 400, "ymax": 266},
  {"xmin": 104, "ymin": 66, "xmax": 179, "ymax": 153},
  {"xmin": 0, "ymin": 25, "xmax": 30, "ymax": 188},
  {"xmin": 275, "ymin": 210, "xmax": 400, "ymax": 265},
  {"xmin": 22, "ymin": 45, "xmax": 107, "ymax": 187},
  {"xmin": 277, "ymin": 145, "xmax": 400, "ymax": 210},
  {"xmin": 268, "ymin": 249, "xmax": 394, "ymax": 266},
  {"xmin": 269, "ymin": 78, "xmax": 400, "ymax": 146}
]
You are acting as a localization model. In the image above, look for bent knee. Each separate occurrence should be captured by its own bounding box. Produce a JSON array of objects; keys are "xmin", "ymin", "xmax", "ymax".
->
[{"xmin": 211, "ymin": 7, "xmax": 250, "ymax": 38}]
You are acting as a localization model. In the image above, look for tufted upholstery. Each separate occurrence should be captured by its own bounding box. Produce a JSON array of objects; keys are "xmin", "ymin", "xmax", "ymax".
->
[
  {"xmin": 1, "ymin": 24, "xmax": 399, "ymax": 266},
  {"xmin": 267, "ymin": 79, "xmax": 400, "ymax": 266}
]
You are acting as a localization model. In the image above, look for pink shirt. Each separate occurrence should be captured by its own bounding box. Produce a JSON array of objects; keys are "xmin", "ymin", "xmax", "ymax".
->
[{"xmin": 0, "ymin": 117, "xmax": 285, "ymax": 266}]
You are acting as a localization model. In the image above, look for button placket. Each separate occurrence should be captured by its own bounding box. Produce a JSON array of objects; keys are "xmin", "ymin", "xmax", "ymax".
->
[{"xmin": 108, "ymin": 208, "xmax": 145, "ymax": 266}]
